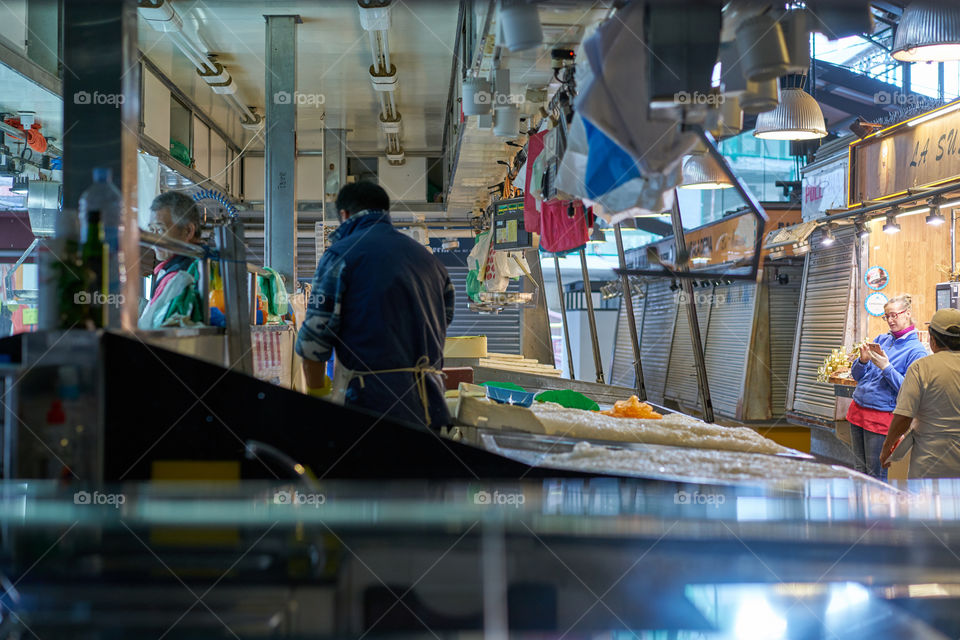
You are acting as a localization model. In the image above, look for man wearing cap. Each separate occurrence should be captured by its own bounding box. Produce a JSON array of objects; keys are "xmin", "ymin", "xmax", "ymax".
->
[{"xmin": 881, "ymin": 308, "xmax": 960, "ymax": 477}]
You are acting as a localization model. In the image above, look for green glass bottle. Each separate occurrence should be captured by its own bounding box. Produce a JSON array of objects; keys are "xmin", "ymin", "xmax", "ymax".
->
[
  {"xmin": 53, "ymin": 209, "xmax": 86, "ymax": 329},
  {"xmin": 80, "ymin": 209, "xmax": 105, "ymax": 328}
]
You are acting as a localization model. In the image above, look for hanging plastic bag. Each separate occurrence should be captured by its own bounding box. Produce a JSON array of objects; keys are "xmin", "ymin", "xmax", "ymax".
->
[
  {"xmin": 466, "ymin": 231, "xmax": 493, "ymax": 302},
  {"xmin": 257, "ymin": 266, "xmax": 289, "ymax": 323},
  {"xmin": 497, "ymin": 250, "xmax": 530, "ymax": 280}
]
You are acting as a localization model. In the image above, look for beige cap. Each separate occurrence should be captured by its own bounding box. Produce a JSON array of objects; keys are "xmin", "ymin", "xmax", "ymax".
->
[{"xmin": 929, "ymin": 308, "xmax": 960, "ymax": 337}]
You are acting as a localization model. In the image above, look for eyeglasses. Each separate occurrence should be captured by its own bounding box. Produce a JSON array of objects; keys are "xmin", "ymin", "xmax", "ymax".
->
[{"xmin": 882, "ymin": 309, "xmax": 909, "ymax": 321}]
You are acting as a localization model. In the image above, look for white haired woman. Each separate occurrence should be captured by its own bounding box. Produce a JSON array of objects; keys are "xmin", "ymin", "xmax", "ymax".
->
[{"xmin": 846, "ymin": 294, "xmax": 929, "ymax": 480}]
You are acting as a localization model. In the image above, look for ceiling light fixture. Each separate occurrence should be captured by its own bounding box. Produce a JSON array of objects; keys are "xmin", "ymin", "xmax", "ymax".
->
[
  {"xmin": 891, "ymin": 0, "xmax": 960, "ymax": 62},
  {"xmin": 498, "ymin": 0, "xmax": 543, "ymax": 52},
  {"xmin": 735, "ymin": 12, "xmax": 790, "ymax": 81},
  {"xmin": 821, "ymin": 224, "xmax": 836, "ymax": 246},
  {"xmin": 740, "ymin": 79, "xmax": 780, "ymax": 114},
  {"xmin": 754, "ymin": 77, "xmax": 827, "ymax": 141},
  {"xmin": 678, "ymin": 153, "xmax": 734, "ymax": 190},
  {"xmin": 855, "ymin": 220, "xmax": 870, "ymax": 239},
  {"xmin": 884, "ymin": 207, "xmax": 902, "ymax": 234},
  {"xmin": 588, "ymin": 226, "xmax": 607, "ymax": 244},
  {"xmin": 927, "ymin": 195, "xmax": 946, "ymax": 225}
]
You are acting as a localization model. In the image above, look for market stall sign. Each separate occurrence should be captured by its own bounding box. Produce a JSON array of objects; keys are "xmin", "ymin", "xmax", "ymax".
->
[
  {"xmin": 631, "ymin": 207, "xmax": 802, "ymax": 269},
  {"xmin": 850, "ymin": 102, "xmax": 960, "ymax": 205},
  {"xmin": 865, "ymin": 292, "xmax": 889, "ymax": 316},
  {"xmin": 864, "ymin": 265, "xmax": 889, "ymax": 291},
  {"xmin": 802, "ymin": 155, "xmax": 847, "ymax": 220}
]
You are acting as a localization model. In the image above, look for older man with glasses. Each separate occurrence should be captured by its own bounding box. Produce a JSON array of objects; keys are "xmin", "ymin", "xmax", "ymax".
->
[
  {"xmin": 845, "ymin": 293, "xmax": 929, "ymax": 480},
  {"xmin": 138, "ymin": 191, "xmax": 207, "ymax": 329}
]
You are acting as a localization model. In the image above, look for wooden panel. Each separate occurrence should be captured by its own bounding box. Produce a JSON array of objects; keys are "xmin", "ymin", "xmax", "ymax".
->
[
  {"xmin": 852, "ymin": 107, "xmax": 960, "ymax": 204},
  {"xmin": 864, "ymin": 213, "xmax": 954, "ymax": 338}
]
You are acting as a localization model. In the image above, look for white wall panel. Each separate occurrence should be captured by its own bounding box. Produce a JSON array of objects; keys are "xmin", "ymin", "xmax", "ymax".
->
[
  {"xmin": 142, "ymin": 69, "xmax": 170, "ymax": 148},
  {"xmin": 210, "ymin": 132, "xmax": 228, "ymax": 187},
  {"xmin": 378, "ymin": 156, "xmax": 427, "ymax": 202},
  {"xmin": 244, "ymin": 156, "xmax": 265, "ymax": 201},
  {"xmin": 297, "ymin": 156, "xmax": 326, "ymax": 201},
  {"xmin": 192, "ymin": 116, "xmax": 210, "ymax": 178}
]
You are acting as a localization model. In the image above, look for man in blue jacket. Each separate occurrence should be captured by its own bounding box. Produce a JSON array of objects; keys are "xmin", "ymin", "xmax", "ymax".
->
[{"xmin": 295, "ymin": 181, "xmax": 455, "ymax": 428}]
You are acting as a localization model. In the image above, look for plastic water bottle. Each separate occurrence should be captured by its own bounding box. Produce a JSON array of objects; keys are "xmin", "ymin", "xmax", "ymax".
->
[{"xmin": 79, "ymin": 168, "xmax": 123, "ymax": 327}]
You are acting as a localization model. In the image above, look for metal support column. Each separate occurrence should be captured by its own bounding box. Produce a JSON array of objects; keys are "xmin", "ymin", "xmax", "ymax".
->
[
  {"xmin": 670, "ymin": 198, "xmax": 714, "ymax": 422},
  {"xmin": 217, "ymin": 219, "xmax": 253, "ymax": 376},
  {"xmin": 63, "ymin": 0, "xmax": 140, "ymax": 331},
  {"xmin": 264, "ymin": 14, "xmax": 302, "ymax": 294},
  {"xmin": 553, "ymin": 255, "xmax": 575, "ymax": 380},
  {"xmin": 579, "ymin": 247, "xmax": 604, "ymax": 384},
  {"xmin": 521, "ymin": 247, "xmax": 555, "ymax": 365},
  {"xmin": 614, "ymin": 224, "xmax": 646, "ymax": 400}
]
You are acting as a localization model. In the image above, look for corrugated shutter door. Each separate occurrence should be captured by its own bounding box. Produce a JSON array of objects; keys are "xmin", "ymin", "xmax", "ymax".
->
[
  {"xmin": 768, "ymin": 264, "xmax": 803, "ymax": 417},
  {"xmin": 664, "ymin": 290, "xmax": 711, "ymax": 410},
  {"xmin": 639, "ymin": 281, "xmax": 677, "ymax": 404},
  {"xmin": 789, "ymin": 230, "xmax": 854, "ymax": 419},
  {"xmin": 703, "ymin": 282, "xmax": 756, "ymax": 418},
  {"xmin": 609, "ymin": 283, "xmax": 646, "ymax": 388},
  {"xmin": 243, "ymin": 236, "xmax": 319, "ymax": 283},
  {"xmin": 446, "ymin": 266, "xmax": 521, "ymax": 355}
]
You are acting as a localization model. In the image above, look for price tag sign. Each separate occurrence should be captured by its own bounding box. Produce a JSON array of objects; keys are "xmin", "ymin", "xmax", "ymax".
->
[{"xmin": 21, "ymin": 307, "xmax": 38, "ymax": 325}]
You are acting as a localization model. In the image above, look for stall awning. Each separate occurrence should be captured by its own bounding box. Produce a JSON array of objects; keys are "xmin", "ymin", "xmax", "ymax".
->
[
  {"xmin": 0, "ymin": 211, "xmax": 37, "ymax": 264},
  {"xmin": 763, "ymin": 220, "xmax": 818, "ymax": 256}
]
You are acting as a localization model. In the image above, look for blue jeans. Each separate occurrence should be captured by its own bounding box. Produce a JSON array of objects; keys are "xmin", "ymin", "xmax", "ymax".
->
[{"xmin": 849, "ymin": 422, "xmax": 888, "ymax": 481}]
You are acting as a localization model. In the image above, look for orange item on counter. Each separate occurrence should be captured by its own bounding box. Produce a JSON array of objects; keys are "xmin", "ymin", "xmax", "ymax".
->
[
  {"xmin": 600, "ymin": 395, "xmax": 663, "ymax": 419},
  {"xmin": 209, "ymin": 288, "xmax": 225, "ymax": 313}
]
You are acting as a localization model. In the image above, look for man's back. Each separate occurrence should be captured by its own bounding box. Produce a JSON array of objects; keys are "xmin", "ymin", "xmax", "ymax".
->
[
  {"xmin": 897, "ymin": 351, "xmax": 960, "ymax": 477},
  {"xmin": 296, "ymin": 208, "xmax": 455, "ymax": 427},
  {"xmin": 331, "ymin": 212, "xmax": 452, "ymax": 372}
]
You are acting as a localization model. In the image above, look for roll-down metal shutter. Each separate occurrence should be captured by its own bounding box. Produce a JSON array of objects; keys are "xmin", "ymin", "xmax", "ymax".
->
[
  {"xmin": 244, "ymin": 235, "xmax": 319, "ymax": 282},
  {"xmin": 445, "ymin": 266, "xmax": 522, "ymax": 355},
  {"xmin": 664, "ymin": 291, "xmax": 711, "ymax": 410},
  {"xmin": 639, "ymin": 281, "xmax": 677, "ymax": 404},
  {"xmin": 703, "ymin": 282, "xmax": 756, "ymax": 418},
  {"xmin": 768, "ymin": 264, "xmax": 803, "ymax": 418},
  {"xmin": 610, "ymin": 282, "xmax": 647, "ymax": 388},
  {"xmin": 787, "ymin": 229, "xmax": 855, "ymax": 419}
]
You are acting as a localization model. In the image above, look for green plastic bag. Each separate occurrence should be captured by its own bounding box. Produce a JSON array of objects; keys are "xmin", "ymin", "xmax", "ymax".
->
[
  {"xmin": 535, "ymin": 389, "xmax": 599, "ymax": 411},
  {"xmin": 257, "ymin": 266, "xmax": 289, "ymax": 320}
]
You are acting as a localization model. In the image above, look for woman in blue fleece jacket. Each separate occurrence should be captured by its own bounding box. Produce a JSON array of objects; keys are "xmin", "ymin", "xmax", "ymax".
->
[{"xmin": 846, "ymin": 294, "xmax": 929, "ymax": 480}]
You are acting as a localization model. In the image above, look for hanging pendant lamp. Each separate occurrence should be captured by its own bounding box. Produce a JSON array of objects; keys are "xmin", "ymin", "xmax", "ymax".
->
[
  {"xmin": 754, "ymin": 77, "xmax": 827, "ymax": 140},
  {"xmin": 679, "ymin": 153, "xmax": 734, "ymax": 190},
  {"xmin": 892, "ymin": 0, "xmax": 960, "ymax": 62}
]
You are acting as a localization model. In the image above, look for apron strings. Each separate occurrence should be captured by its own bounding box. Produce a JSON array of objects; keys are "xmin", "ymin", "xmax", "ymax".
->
[{"xmin": 353, "ymin": 355, "xmax": 444, "ymax": 426}]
